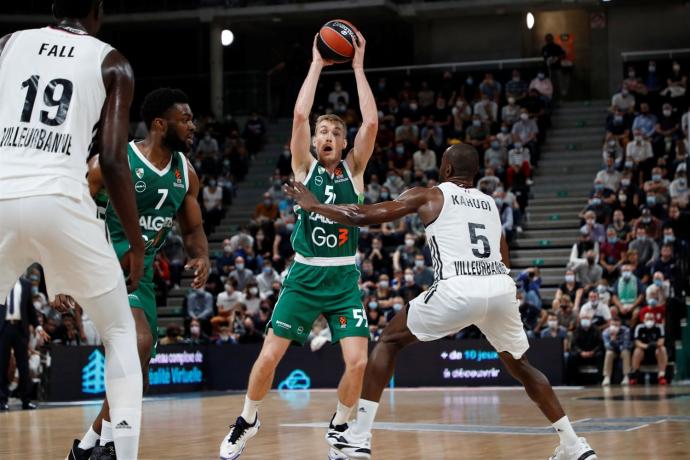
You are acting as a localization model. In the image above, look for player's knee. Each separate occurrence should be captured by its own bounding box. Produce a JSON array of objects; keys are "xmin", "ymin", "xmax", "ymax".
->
[
  {"xmin": 258, "ymin": 348, "xmax": 282, "ymax": 369},
  {"xmin": 344, "ymin": 354, "xmax": 368, "ymax": 374}
]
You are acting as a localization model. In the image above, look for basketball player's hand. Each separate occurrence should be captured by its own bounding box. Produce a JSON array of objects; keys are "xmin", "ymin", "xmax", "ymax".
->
[
  {"xmin": 312, "ymin": 34, "xmax": 333, "ymax": 67},
  {"xmin": 284, "ymin": 182, "xmax": 319, "ymax": 211},
  {"xmin": 51, "ymin": 294, "xmax": 76, "ymax": 314},
  {"xmin": 352, "ymin": 29, "xmax": 366, "ymax": 70},
  {"xmin": 120, "ymin": 246, "xmax": 145, "ymax": 293},
  {"xmin": 186, "ymin": 257, "xmax": 210, "ymax": 289}
]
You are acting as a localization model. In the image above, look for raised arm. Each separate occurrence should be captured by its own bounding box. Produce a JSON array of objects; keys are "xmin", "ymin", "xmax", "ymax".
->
[
  {"xmin": 285, "ymin": 182, "xmax": 430, "ymax": 226},
  {"xmin": 99, "ymin": 50, "xmax": 144, "ymax": 291},
  {"xmin": 86, "ymin": 155, "xmax": 104, "ymax": 198},
  {"xmin": 176, "ymin": 161, "xmax": 210, "ymax": 289},
  {"xmin": 346, "ymin": 30, "xmax": 378, "ymax": 176},
  {"xmin": 291, "ymin": 36, "xmax": 331, "ymax": 181}
]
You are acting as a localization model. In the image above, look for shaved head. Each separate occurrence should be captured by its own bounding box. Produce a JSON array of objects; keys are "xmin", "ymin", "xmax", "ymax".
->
[{"xmin": 440, "ymin": 144, "xmax": 479, "ymax": 181}]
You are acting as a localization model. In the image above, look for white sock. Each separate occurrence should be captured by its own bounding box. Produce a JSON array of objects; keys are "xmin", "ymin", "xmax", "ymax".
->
[
  {"xmin": 352, "ymin": 399, "xmax": 379, "ymax": 435},
  {"xmin": 78, "ymin": 426, "xmax": 100, "ymax": 450},
  {"xmin": 240, "ymin": 396, "xmax": 260, "ymax": 424},
  {"xmin": 99, "ymin": 421, "xmax": 113, "ymax": 446},
  {"xmin": 552, "ymin": 415, "xmax": 578, "ymax": 446},
  {"xmin": 332, "ymin": 401, "xmax": 353, "ymax": 426}
]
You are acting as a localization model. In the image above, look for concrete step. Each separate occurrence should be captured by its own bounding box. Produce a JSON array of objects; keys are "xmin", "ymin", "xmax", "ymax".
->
[
  {"xmin": 158, "ymin": 317, "xmax": 184, "ymax": 331},
  {"xmin": 533, "ymin": 172, "xmax": 598, "ymax": 182},
  {"xmin": 531, "ymin": 182, "xmax": 592, "ymax": 193},
  {"xmin": 529, "ymin": 196, "xmax": 585, "ymax": 206},
  {"xmin": 520, "ymin": 228, "xmax": 579, "ymax": 239},
  {"xmin": 548, "ymin": 126, "xmax": 604, "ymax": 137},
  {"xmin": 511, "ymin": 236, "xmax": 575, "ymax": 248},
  {"xmin": 167, "ymin": 297, "xmax": 185, "ymax": 308},
  {"xmin": 542, "ymin": 139, "xmax": 604, "ymax": 151},
  {"xmin": 512, "ymin": 248, "xmax": 571, "ymax": 259},
  {"xmin": 527, "ymin": 203, "xmax": 583, "ymax": 213},
  {"xmin": 538, "ymin": 152, "xmax": 603, "ymax": 165},
  {"xmin": 511, "ymin": 255, "xmax": 568, "ymax": 268},
  {"xmin": 510, "ymin": 267, "xmax": 567, "ymax": 279},
  {"xmin": 159, "ymin": 306, "xmax": 184, "ymax": 317},
  {"xmin": 168, "ymin": 287, "xmax": 188, "ymax": 298},
  {"xmin": 536, "ymin": 164, "xmax": 602, "ymax": 176},
  {"xmin": 559, "ymin": 100, "xmax": 610, "ymax": 109},
  {"xmin": 527, "ymin": 209, "xmax": 581, "ymax": 221},
  {"xmin": 525, "ymin": 218, "xmax": 581, "ymax": 229}
]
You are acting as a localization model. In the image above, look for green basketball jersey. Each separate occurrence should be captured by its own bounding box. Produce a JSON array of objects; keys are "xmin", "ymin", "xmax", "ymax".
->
[
  {"xmin": 103, "ymin": 141, "xmax": 189, "ymax": 257},
  {"xmin": 291, "ymin": 159, "xmax": 363, "ymax": 259}
]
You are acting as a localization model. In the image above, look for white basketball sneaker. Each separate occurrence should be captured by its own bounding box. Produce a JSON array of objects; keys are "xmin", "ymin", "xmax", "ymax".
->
[
  {"xmin": 219, "ymin": 415, "xmax": 260, "ymax": 460},
  {"xmin": 549, "ymin": 437, "xmax": 597, "ymax": 460},
  {"xmin": 328, "ymin": 447, "xmax": 349, "ymax": 460},
  {"xmin": 326, "ymin": 423, "xmax": 371, "ymax": 460}
]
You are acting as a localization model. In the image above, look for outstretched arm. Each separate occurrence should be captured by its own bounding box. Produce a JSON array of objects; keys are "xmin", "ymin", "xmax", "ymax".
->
[
  {"xmin": 346, "ymin": 30, "xmax": 378, "ymax": 176},
  {"xmin": 285, "ymin": 182, "xmax": 428, "ymax": 226},
  {"xmin": 291, "ymin": 35, "xmax": 332, "ymax": 180},
  {"xmin": 177, "ymin": 161, "xmax": 210, "ymax": 289}
]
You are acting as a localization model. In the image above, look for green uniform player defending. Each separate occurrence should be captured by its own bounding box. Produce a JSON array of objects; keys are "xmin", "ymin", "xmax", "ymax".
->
[
  {"xmin": 220, "ymin": 29, "xmax": 379, "ymax": 460},
  {"xmin": 59, "ymin": 88, "xmax": 210, "ymax": 460}
]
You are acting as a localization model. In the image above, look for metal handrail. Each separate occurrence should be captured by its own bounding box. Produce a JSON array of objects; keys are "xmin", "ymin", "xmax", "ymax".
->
[
  {"xmin": 322, "ymin": 56, "xmax": 544, "ymax": 76},
  {"xmin": 621, "ymin": 48, "xmax": 690, "ymax": 61}
]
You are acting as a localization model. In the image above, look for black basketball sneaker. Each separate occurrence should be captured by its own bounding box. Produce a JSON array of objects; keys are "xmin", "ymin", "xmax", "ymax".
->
[
  {"xmin": 66, "ymin": 439, "xmax": 93, "ymax": 460},
  {"xmin": 89, "ymin": 441, "xmax": 117, "ymax": 460}
]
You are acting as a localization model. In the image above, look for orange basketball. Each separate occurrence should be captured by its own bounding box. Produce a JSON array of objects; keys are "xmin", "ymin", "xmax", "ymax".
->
[{"xmin": 316, "ymin": 19, "xmax": 359, "ymax": 64}]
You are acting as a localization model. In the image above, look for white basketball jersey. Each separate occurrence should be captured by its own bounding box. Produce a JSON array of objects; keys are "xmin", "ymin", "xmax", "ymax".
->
[
  {"xmin": 0, "ymin": 26, "xmax": 113, "ymax": 200},
  {"xmin": 425, "ymin": 182, "xmax": 508, "ymax": 280}
]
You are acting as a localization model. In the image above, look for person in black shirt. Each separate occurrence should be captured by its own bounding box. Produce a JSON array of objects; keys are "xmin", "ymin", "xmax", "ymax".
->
[
  {"xmin": 542, "ymin": 34, "xmax": 566, "ymax": 70},
  {"xmin": 630, "ymin": 312, "xmax": 668, "ymax": 384},
  {"xmin": 568, "ymin": 315, "xmax": 604, "ymax": 384}
]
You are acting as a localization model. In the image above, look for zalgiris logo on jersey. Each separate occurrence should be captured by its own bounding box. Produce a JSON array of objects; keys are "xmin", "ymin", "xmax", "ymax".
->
[
  {"xmin": 139, "ymin": 215, "xmax": 174, "ymax": 232},
  {"xmin": 135, "ymin": 168, "xmax": 144, "ymax": 179}
]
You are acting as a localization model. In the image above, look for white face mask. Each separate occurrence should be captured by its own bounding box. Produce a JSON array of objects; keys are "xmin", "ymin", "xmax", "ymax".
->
[
  {"xmin": 405, "ymin": 239, "xmax": 415, "ymax": 247},
  {"xmin": 249, "ymin": 287, "xmax": 258, "ymax": 295},
  {"xmin": 404, "ymin": 274, "xmax": 414, "ymax": 283},
  {"xmin": 609, "ymin": 325, "xmax": 619, "ymax": 334},
  {"xmin": 548, "ymin": 320, "xmax": 558, "ymax": 329},
  {"xmin": 379, "ymin": 281, "xmax": 389, "ymax": 289},
  {"xmin": 644, "ymin": 320, "xmax": 655, "ymax": 328},
  {"xmin": 581, "ymin": 319, "xmax": 591, "ymax": 328},
  {"xmin": 520, "ymin": 113, "xmax": 529, "ymax": 121},
  {"xmin": 190, "ymin": 326, "xmax": 200, "ymax": 335}
]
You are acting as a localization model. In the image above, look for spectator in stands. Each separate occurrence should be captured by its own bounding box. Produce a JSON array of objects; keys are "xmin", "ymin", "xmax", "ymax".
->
[
  {"xmin": 579, "ymin": 290, "xmax": 611, "ymax": 330},
  {"xmin": 395, "ymin": 117, "xmax": 419, "ymax": 146},
  {"xmin": 501, "ymin": 96, "xmax": 521, "ymax": 127},
  {"xmin": 517, "ymin": 289, "xmax": 541, "ymax": 339},
  {"xmin": 601, "ymin": 317, "xmax": 631, "ymax": 386},
  {"xmin": 569, "ymin": 227, "xmax": 599, "ymax": 267},
  {"xmin": 643, "ymin": 166, "xmax": 671, "ymax": 209},
  {"xmin": 648, "ymin": 271, "xmax": 671, "ymax": 307},
  {"xmin": 606, "ymin": 108, "xmax": 631, "ymax": 144},
  {"xmin": 52, "ymin": 312, "xmax": 82, "ymax": 346},
  {"xmin": 596, "ymin": 156, "xmax": 622, "ymax": 192},
  {"xmin": 610, "ymin": 209, "xmax": 631, "ymax": 243},
  {"xmin": 628, "ymin": 227, "xmax": 659, "ymax": 267},
  {"xmin": 600, "ymin": 226, "xmax": 627, "ymax": 281},
  {"xmin": 581, "ymin": 210, "xmax": 605, "ymax": 244},
  {"xmin": 506, "ymin": 141, "xmax": 532, "ymax": 187},
  {"xmin": 630, "ymin": 312, "xmax": 668, "ymax": 385},
  {"xmin": 627, "ymin": 129, "xmax": 654, "ymax": 176},
  {"xmin": 186, "ymin": 318, "xmax": 209, "ymax": 345},
  {"xmin": 505, "ymin": 69, "xmax": 528, "ymax": 101},
  {"xmin": 417, "ymin": 81, "xmax": 435, "ymax": 110},
  {"xmin": 367, "ymin": 237, "xmax": 391, "ymax": 276},
  {"xmin": 541, "ymin": 310, "xmax": 568, "ymax": 346},
  {"xmin": 433, "ymin": 96, "xmax": 452, "ymax": 129},
  {"xmin": 256, "ymin": 260, "xmax": 280, "ymax": 299},
  {"xmin": 216, "ymin": 279, "xmax": 243, "ymax": 315},
  {"xmin": 653, "ymin": 103, "xmax": 680, "ymax": 158},
  {"xmin": 187, "ymin": 287, "xmax": 214, "ymax": 327},
  {"xmin": 392, "ymin": 234, "xmax": 420, "ymax": 272},
  {"xmin": 465, "ymin": 115, "xmax": 490, "ymax": 153},
  {"xmin": 474, "ymin": 93, "xmax": 498, "ymax": 127},
  {"xmin": 450, "ymin": 98, "xmax": 472, "ymax": 137},
  {"xmin": 399, "ymin": 268, "xmax": 422, "ymax": 304},
  {"xmin": 638, "ymin": 285, "xmax": 665, "ymax": 326},
  {"xmin": 202, "ymin": 178, "xmax": 223, "ymax": 232},
  {"xmin": 478, "ymin": 167, "xmax": 502, "ymax": 195},
  {"xmin": 670, "ymin": 166, "xmax": 689, "ymax": 207},
  {"xmin": 623, "ymin": 66, "xmax": 647, "ymax": 97},
  {"xmin": 497, "ymin": 122, "xmax": 513, "ymax": 147},
  {"xmin": 243, "ymin": 112, "xmax": 266, "ymax": 155},
  {"xmin": 611, "ymin": 263, "xmax": 645, "ymax": 322},
  {"xmin": 529, "ymin": 70, "xmax": 553, "ymax": 101},
  {"xmin": 412, "ymin": 140, "xmax": 438, "ymax": 178},
  {"xmin": 632, "ymin": 103, "xmax": 657, "ymax": 139},
  {"xmin": 574, "ymin": 250, "xmax": 603, "ymax": 290},
  {"xmin": 483, "ymin": 140, "xmax": 508, "ymax": 178},
  {"xmin": 650, "ymin": 244, "xmax": 679, "ymax": 290},
  {"xmin": 518, "ymin": 267, "xmax": 543, "ymax": 309},
  {"xmin": 479, "ymin": 72, "xmax": 501, "ymax": 101},
  {"xmin": 511, "ymin": 109, "xmax": 539, "ymax": 153},
  {"xmin": 412, "ymin": 254, "xmax": 434, "ymax": 290},
  {"xmin": 364, "ymin": 174, "xmax": 382, "ymax": 203},
  {"xmin": 494, "ymin": 189, "xmax": 514, "ymax": 242},
  {"xmin": 556, "ymin": 294, "xmax": 578, "ymax": 333},
  {"xmin": 611, "ymin": 86, "xmax": 636, "ymax": 113},
  {"xmin": 461, "ymin": 74, "xmax": 478, "ymax": 102},
  {"xmin": 197, "ymin": 130, "xmax": 220, "ymax": 156},
  {"xmin": 631, "ymin": 208, "xmax": 660, "ymax": 243},
  {"xmin": 228, "ymin": 256, "xmax": 256, "ymax": 291},
  {"xmin": 254, "ymin": 192, "xmax": 279, "ymax": 221},
  {"xmin": 421, "ymin": 117, "xmax": 445, "ymax": 152},
  {"xmin": 160, "ymin": 326, "xmax": 183, "ymax": 346},
  {"xmin": 661, "ymin": 61, "xmax": 687, "ymax": 107},
  {"xmin": 328, "ymin": 81, "xmax": 349, "ymax": 108},
  {"xmin": 568, "ymin": 312, "xmax": 604, "ymax": 384},
  {"xmin": 242, "ymin": 282, "xmax": 261, "ymax": 315},
  {"xmin": 383, "ymin": 171, "xmax": 406, "ymax": 198},
  {"xmin": 553, "ymin": 270, "xmax": 584, "ymax": 310},
  {"xmin": 389, "ymin": 142, "xmax": 413, "ymax": 181},
  {"xmin": 645, "ymin": 60, "xmax": 661, "ymax": 94}
]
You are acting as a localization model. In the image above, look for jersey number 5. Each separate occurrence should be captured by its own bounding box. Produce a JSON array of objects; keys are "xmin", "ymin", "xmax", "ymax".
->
[
  {"xmin": 468, "ymin": 222, "xmax": 491, "ymax": 258},
  {"xmin": 20, "ymin": 75, "xmax": 73, "ymax": 126}
]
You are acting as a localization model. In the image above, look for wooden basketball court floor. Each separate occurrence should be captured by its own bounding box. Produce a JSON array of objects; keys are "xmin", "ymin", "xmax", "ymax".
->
[{"xmin": 1, "ymin": 386, "xmax": 689, "ymax": 459}]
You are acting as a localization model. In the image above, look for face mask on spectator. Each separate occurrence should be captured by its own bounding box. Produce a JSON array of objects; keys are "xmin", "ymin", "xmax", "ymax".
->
[
  {"xmin": 548, "ymin": 320, "xmax": 558, "ymax": 329},
  {"xmin": 663, "ymin": 109, "xmax": 672, "ymax": 117},
  {"xmin": 624, "ymin": 160, "xmax": 634, "ymax": 169},
  {"xmin": 622, "ymin": 271, "xmax": 632, "ymax": 280},
  {"xmin": 31, "ymin": 286, "xmax": 38, "ymax": 295},
  {"xmin": 647, "ymin": 298, "xmax": 658, "ymax": 307},
  {"xmin": 514, "ymin": 142, "xmax": 522, "ymax": 149},
  {"xmin": 249, "ymin": 287, "xmax": 258, "ymax": 295},
  {"xmin": 652, "ymin": 174, "xmax": 662, "ymax": 182},
  {"xmin": 663, "ymin": 235, "xmax": 675, "ymax": 243},
  {"xmin": 286, "ymin": 222, "xmax": 295, "ymax": 231},
  {"xmin": 209, "ymin": 180, "xmax": 217, "ymax": 187},
  {"xmin": 263, "ymin": 267, "xmax": 272, "ymax": 275},
  {"xmin": 614, "ymin": 115, "xmax": 623, "ymax": 124},
  {"xmin": 508, "ymin": 97, "xmax": 516, "ymax": 104},
  {"xmin": 472, "ymin": 119, "xmax": 481, "ymax": 127},
  {"xmin": 597, "ymin": 285, "xmax": 607, "ymax": 295},
  {"xmin": 637, "ymin": 232, "xmax": 647, "ymax": 240},
  {"xmin": 393, "ymin": 303, "xmax": 403, "ymax": 312},
  {"xmin": 537, "ymin": 73, "xmax": 545, "ymax": 80},
  {"xmin": 405, "ymin": 238, "xmax": 415, "ymax": 247},
  {"xmin": 235, "ymin": 263, "xmax": 245, "ymax": 271},
  {"xmin": 591, "ymin": 198, "xmax": 602, "ymax": 206},
  {"xmin": 491, "ymin": 141, "xmax": 500, "ymax": 149},
  {"xmin": 415, "ymin": 260, "xmax": 425, "ymax": 268},
  {"xmin": 501, "ymin": 126, "xmax": 509, "ymax": 133},
  {"xmin": 368, "ymin": 301, "xmax": 378, "ymax": 310},
  {"xmin": 590, "ymin": 297, "xmax": 598, "ymax": 306},
  {"xmin": 396, "ymin": 145, "xmax": 405, "ymax": 154},
  {"xmin": 565, "ymin": 274, "xmax": 575, "ymax": 283},
  {"xmin": 495, "ymin": 198, "xmax": 503, "ymax": 207},
  {"xmin": 378, "ymin": 280, "xmax": 388, "ymax": 289},
  {"xmin": 520, "ymin": 113, "xmax": 529, "ymax": 121},
  {"xmin": 594, "ymin": 184, "xmax": 604, "ymax": 192},
  {"xmin": 621, "ymin": 178, "xmax": 631, "ymax": 187},
  {"xmin": 654, "ymin": 278, "xmax": 663, "ymax": 287},
  {"xmin": 634, "ymin": 135, "xmax": 643, "ymax": 142},
  {"xmin": 466, "ymin": 77, "xmax": 474, "ymax": 85},
  {"xmin": 644, "ymin": 319, "xmax": 655, "ymax": 328},
  {"xmin": 196, "ymin": 288, "xmax": 206, "ymax": 295},
  {"xmin": 646, "ymin": 196, "xmax": 656, "ymax": 206},
  {"xmin": 409, "ymin": 103, "xmax": 418, "ymax": 111},
  {"xmin": 404, "ymin": 274, "xmax": 414, "ymax": 283},
  {"xmin": 609, "ymin": 324, "xmax": 619, "ymax": 334},
  {"xmin": 586, "ymin": 218, "xmax": 595, "ymax": 225},
  {"xmin": 380, "ymin": 191, "xmax": 390, "ymax": 200},
  {"xmin": 581, "ymin": 318, "xmax": 592, "ymax": 329},
  {"xmin": 618, "ymin": 193, "xmax": 627, "ymax": 203},
  {"xmin": 191, "ymin": 326, "xmax": 200, "ymax": 335},
  {"xmin": 224, "ymin": 245, "xmax": 232, "ymax": 253},
  {"xmin": 264, "ymin": 199, "xmax": 272, "ymax": 206}
]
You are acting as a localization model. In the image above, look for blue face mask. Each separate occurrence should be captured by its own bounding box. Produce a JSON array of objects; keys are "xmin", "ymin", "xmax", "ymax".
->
[
  {"xmin": 648, "ymin": 298, "xmax": 658, "ymax": 307},
  {"xmin": 663, "ymin": 235, "xmax": 675, "ymax": 243},
  {"xmin": 653, "ymin": 279, "xmax": 663, "ymax": 287},
  {"xmin": 591, "ymin": 198, "xmax": 602, "ymax": 206},
  {"xmin": 368, "ymin": 301, "xmax": 378, "ymax": 310},
  {"xmin": 501, "ymin": 127, "xmax": 509, "ymax": 133},
  {"xmin": 646, "ymin": 195, "xmax": 657, "ymax": 205},
  {"xmin": 607, "ymin": 236, "xmax": 618, "ymax": 244},
  {"xmin": 396, "ymin": 146, "xmax": 405, "ymax": 154},
  {"xmin": 491, "ymin": 141, "xmax": 500, "ymax": 149},
  {"xmin": 594, "ymin": 184, "xmax": 604, "ymax": 192},
  {"xmin": 652, "ymin": 174, "xmax": 662, "ymax": 182}
]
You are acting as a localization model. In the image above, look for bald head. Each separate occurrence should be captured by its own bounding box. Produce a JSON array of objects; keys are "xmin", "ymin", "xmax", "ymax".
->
[{"xmin": 440, "ymin": 144, "xmax": 479, "ymax": 181}]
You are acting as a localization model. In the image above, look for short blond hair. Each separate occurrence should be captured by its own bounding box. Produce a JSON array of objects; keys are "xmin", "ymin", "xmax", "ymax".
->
[{"xmin": 315, "ymin": 114, "xmax": 346, "ymax": 133}]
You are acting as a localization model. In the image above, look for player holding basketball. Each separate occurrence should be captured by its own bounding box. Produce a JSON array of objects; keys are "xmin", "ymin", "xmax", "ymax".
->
[
  {"xmin": 219, "ymin": 29, "xmax": 377, "ymax": 460},
  {"xmin": 60, "ymin": 88, "xmax": 210, "ymax": 460},
  {"xmin": 0, "ymin": 1, "xmax": 145, "ymax": 458},
  {"xmin": 285, "ymin": 143, "xmax": 597, "ymax": 460}
]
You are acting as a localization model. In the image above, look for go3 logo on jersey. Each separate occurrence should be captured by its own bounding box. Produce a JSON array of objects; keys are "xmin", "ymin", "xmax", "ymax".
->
[{"xmin": 310, "ymin": 226, "xmax": 349, "ymax": 248}]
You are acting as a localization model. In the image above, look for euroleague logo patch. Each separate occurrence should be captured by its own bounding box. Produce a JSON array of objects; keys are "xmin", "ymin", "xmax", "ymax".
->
[{"xmin": 339, "ymin": 316, "xmax": 347, "ymax": 329}]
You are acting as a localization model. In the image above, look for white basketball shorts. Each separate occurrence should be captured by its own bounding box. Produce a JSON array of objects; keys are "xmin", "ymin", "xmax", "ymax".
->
[
  {"xmin": 407, "ymin": 273, "xmax": 529, "ymax": 359},
  {"xmin": 0, "ymin": 187, "xmax": 123, "ymax": 302}
]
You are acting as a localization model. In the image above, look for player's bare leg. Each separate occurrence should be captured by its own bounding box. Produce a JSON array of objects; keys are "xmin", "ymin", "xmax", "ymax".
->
[
  {"xmin": 330, "ymin": 307, "xmax": 418, "ymax": 459},
  {"xmin": 70, "ymin": 309, "xmax": 152, "ymax": 460},
  {"xmin": 220, "ymin": 330, "xmax": 291, "ymax": 460},
  {"xmin": 498, "ymin": 353, "xmax": 596, "ymax": 460}
]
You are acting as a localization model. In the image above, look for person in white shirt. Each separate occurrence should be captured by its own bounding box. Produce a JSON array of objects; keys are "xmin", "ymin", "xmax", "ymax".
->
[
  {"xmin": 327, "ymin": 81, "xmax": 349, "ymax": 108},
  {"xmin": 595, "ymin": 156, "xmax": 622, "ymax": 192},
  {"xmin": 611, "ymin": 87, "xmax": 636, "ymax": 113},
  {"xmin": 501, "ymin": 97, "xmax": 521, "ymax": 126},
  {"xmin": 626, "ymin": 130, "xmax": 653, "ymax": 165},
  {"xmin": 473, "ymin": 94, "xmax": 497, "ymax": 124},
  {"xmin": 529, "ymin": 72, "xmax": 554, "ymax": 100},
  {"xmin": 256, "ymin": 261, "xmax": 281, "ymax": 299},
  {"xmin": 412, "ymin": 140, "xmax": 437, "ymax": 175},
  {"xmin": 579, "ymin": 290, "xmax": 612, "ymax": 331},
  {"xmin": 216, "ymin": 280, "xmax": 245, "ymax": 314}
]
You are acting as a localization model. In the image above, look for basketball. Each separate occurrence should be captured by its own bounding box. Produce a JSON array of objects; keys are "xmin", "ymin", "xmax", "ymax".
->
[{"xmin": 316, "ymin": 19, "xmax": 358, "ymax": 63}]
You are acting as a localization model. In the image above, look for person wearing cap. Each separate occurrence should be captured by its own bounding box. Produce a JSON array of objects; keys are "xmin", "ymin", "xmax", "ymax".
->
[{"xmin": 632, "ymin": 207, "xmax": 662, "ymax": 240}]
